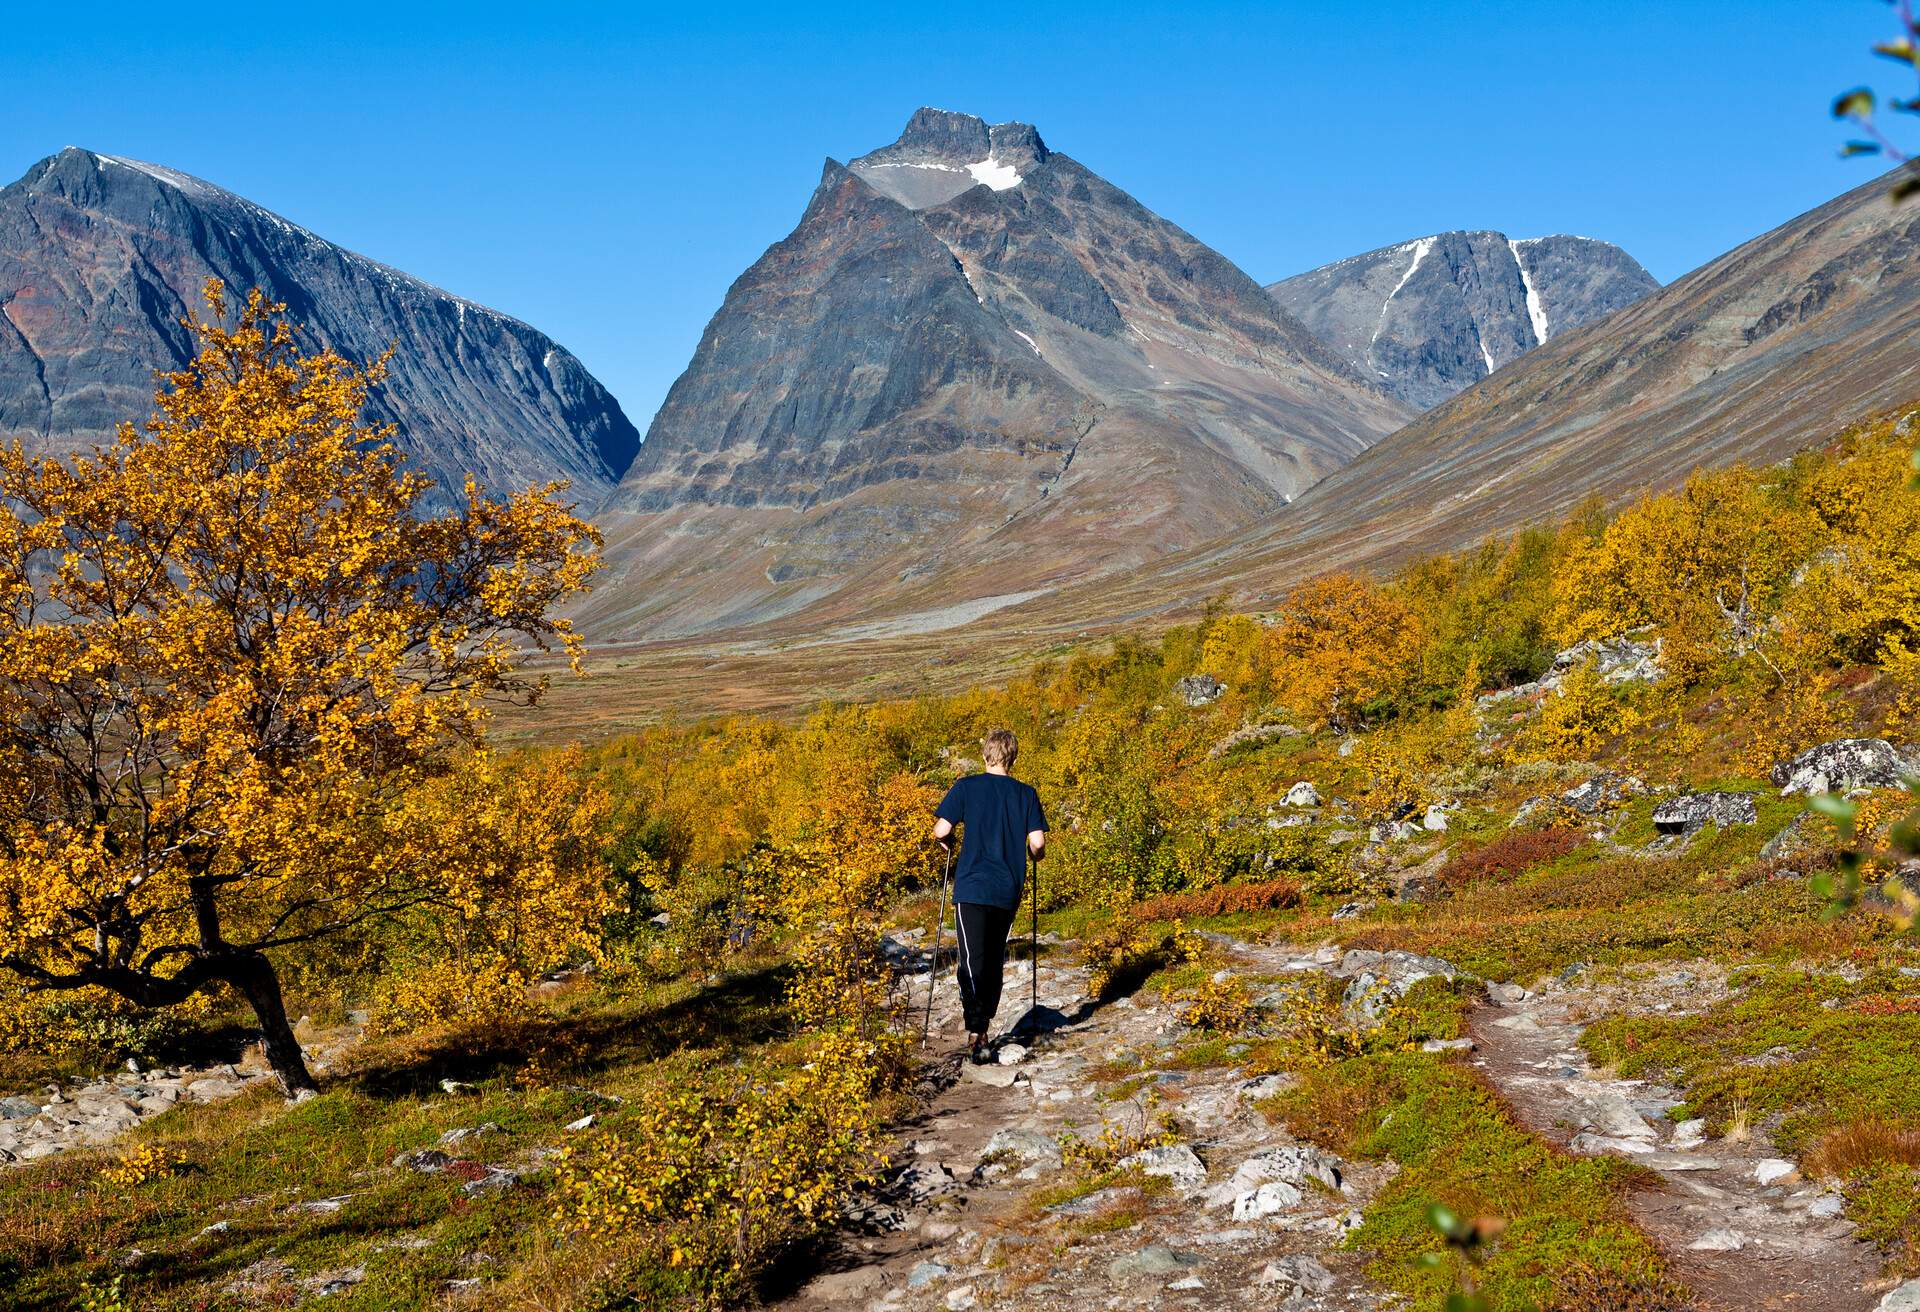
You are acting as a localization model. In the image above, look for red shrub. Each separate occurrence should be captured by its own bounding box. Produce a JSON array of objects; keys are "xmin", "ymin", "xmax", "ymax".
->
[{"xmin": 1440, "ymin": 827, "xmax": 1584, "ymax": 889}]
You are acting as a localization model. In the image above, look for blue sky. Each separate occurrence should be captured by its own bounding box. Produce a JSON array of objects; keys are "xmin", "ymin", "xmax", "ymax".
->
[{"xmin": 0, "ymin": 1, "xmax": 1898, "ymax": 431}]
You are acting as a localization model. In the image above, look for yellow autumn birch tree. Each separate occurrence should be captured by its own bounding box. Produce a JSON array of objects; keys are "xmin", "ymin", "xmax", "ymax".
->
[{"xmin": 0, "ymin": 283, "xmax": 601, "ymax": 1093}]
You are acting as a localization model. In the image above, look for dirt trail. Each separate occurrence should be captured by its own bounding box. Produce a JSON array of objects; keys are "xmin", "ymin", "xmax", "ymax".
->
[
  {"xmin": 777, "ymin": 935, "xmax": 1393, "ymax": 1311},
  {"xmin": 1469, "ymin": 965, "xmax": 1890, "ymax": 1311}
]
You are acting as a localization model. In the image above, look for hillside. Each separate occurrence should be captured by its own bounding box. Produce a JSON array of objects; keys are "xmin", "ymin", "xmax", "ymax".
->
[
  {"xmin": 1267, "ymin": 231, "xmax": 1658, "ymax": 408},
  {"xmin": 8, "ymin": 408, "xmax": 1920, "ymax": 1310},
  {"xmin": 582, "ymin": 109, "xmax": 1411, "ymax": 642},
  {"xmin": 0, "ymin": 148, "xmax": 639, "ymax": 500}
]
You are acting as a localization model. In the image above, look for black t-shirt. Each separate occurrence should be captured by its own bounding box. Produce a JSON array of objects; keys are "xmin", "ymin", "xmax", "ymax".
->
[{"xmin": 936, "ymin": 772, "xmax": 1048, "ymax": 910}]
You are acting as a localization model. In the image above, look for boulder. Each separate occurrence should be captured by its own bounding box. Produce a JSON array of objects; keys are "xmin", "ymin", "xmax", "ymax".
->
[
  {"xmin": 1878, "ymin": 1280, "xmax": 1920, "ymax": 1312},
  {"xmin": 1205, "ymin": 1144, "xmax": 1344, "ymax": 1210},
  {"xmin": 1651, "ymin": 792, "xmax": 1758, "ymax": 837},
  {"xmin": 1550, "ymin": 633, "xmax": 1662, "ymax": 686},
  {"xmin": 983, "ymin": 1128, "xmax": 1061, "ymax": 1170},
  {"xmin": 1284, "ymin": 781, "xmax": 1321, "ymax": 808},
  {"xmin": 1231, "ymin": 1181, "xmax": 1302, "ymax": 1219},
  {"xmin": 1254, "ymin": 1255, "xmax": 1337, "ymax": 1294},
  {"xmin": 1771, "ymin": 738, "xmax": 1911, "ymax": 796},
  {"xmin": 1422, "ymin": 804, "xmax": 1451, "ymax": 831},
  {"xmin": 0, "ymin": 1096, "xmax": 40, "ymax": 1120},
  {"xmin": 1561, "ymin": 772, "xmax": 1647, "ymax": 815},
  {"xmin": 1107, "ymin": 1243, "xmax": 1199, "ymax": 1282},
  {"xmin": 1175, "ymin": 675, "xmax": 1226, "ymax": 707},
  {"xmin": 907, "ymin": 1261, "xmax": 950, "ymax": 1289},
  {"xmin": 393, "ymin": 1148, "xmax": 453, "ymax": 1173},
  {"xmin": 1117, "ymin": 1143, "xmax": 1207, "ymax": 1192}
]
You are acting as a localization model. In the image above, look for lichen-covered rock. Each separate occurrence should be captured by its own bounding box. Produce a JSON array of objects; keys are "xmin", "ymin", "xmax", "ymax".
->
[
  {"xmin": 1561, "ymin": 771, "xmax": 1648, "ymax": 815},
  {"xmin": 1117, "ymin": 1143, "xmax": 1207, "ymax": 1191},
  {"xmin": 1550, "ymin": 633, "xmax": 1663, "ymax": 685},
  {"xmin": 1174, "ymin": 674, "xmax": 1227, "ymax": 706},
  {"xmin": 1651, "ymin": 792, "xmax": 1758, "ymax": 836},
  {"xmin": 1770, "ymin": 738, "xmax": 1912, "ymax": 796},
  {"xmin": 982, "ymin": 1128, "xmax": 1061, "ymax": 1170},
  {"xmin": 1284, "ymin": 780, "xmax": 1322, "ymax": 807},
  {"xmin": 1204, "ymin": 1143, "xmax": 1345, "ymax": 1209}
]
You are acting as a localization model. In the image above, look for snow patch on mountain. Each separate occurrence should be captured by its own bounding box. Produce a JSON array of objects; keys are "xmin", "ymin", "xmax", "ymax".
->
[
  {"xmin": 1510, "ymin": 237, "xmax": 1551, "ymax": 344},
  {"xmin": 966, "ymin": 157, "xmax": 1022, "ymax": 190}
]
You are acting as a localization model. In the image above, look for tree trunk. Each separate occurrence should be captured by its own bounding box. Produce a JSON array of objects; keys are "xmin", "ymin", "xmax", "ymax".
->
[{"xmin": 219, "ymin": 950, "xmax": 317, "ymax": 1096}]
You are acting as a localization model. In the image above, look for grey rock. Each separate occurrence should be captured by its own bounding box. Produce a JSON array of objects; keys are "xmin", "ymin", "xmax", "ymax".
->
[
  {"xmin": 460, "ymin": 1166, "xmax": 520, "ymax": 1196},
  {"xmin": 438, "ymin": 1080, "xmax": 475, "ymax": 1096},
  {"xmin": 392, "ymin": 1149, "xmax": 452, "ymax": 1173},
  {"xmin": 1252, "ymin": 1254, "xmax": 1338, "ymax": 1294},
  {"xmin": 907, "ymin": 1261, "xmax": 951, "ymax": 1289},
  {"xmin": 890, "ymin": 1162, "xmax": 960, "ymax": 1202},
  {"xmin": 1174, "ymin": 674, "xmax": 1227, "ymax": 707},
  {"xmin": 1879, "ymin": 1279, "xmax": 1920, "ymax": 1312},
  {"xmin": 1422, "ymin": 1037, "xmax": 1475, "ymax": 1053},
  {"xmin": 1237, "ymin": 1073, "xmax": 1296, "ymax": 1102},
  {"xmin": 1205, "ymin": 1144, "xmax": 1344, "ymax": 1209},
  {"xmin": 995, "ymin": 1042, "xmax": 1029, "ymax": 1066},
  {"xmin": 983, "ymin": 1128, "xmax": 1061, "ymax": 1169},
  {"xmin": 0, "ymin": 1096, "xmax": 39, "ymax": 1120},
  {"xmin": 1753, "ymin": 1157, "xmax": 1796, "ymax": 1185},
  {"xmin": 960, "ymin": 1063, "xmax": 1019, "ymax": 1088},
  {"xmin": 1651, "ymin": 791, "xmax": 1758, "ymax": 837},
  {"xmin": 1772, "ymin": 738, "xmax": 1912, "ymax": 796},
  {"xmin": 1046, "ymin": 1185, "xmax": 1138, "ymax": 1216},
  {"xmin": 1118, "ymin": 1143, "xmax": 1207, "ymax": 1191},
  {"xmin": 1107, "ymin": 1243, "xmax": 1198, "ymax": 1282},
  {"xmin": 1284, "ymin": 781, "xmax": 1322, "ymax": 808},
  {"xmin": 0, "ymin": 151, "xmax": 638, "ymax": 506},
  {"xmin": 438, "ymin": 1122, "xmax": 503, "ymax": 1146},
  {"xmin": 1809, "ymin": 1195, "xmax": 1847, "ymax": 1219},
  {"xmin": 1549, "ymin": 634, "xmax": 1663, "ymax": 686},
  {"xmin": 1270, "ymin": 230, "xmax": 1659, "ymax": 409},
  {"xmin": 1330, "ymin": 900, "xmax": 1368, "ymax": 919},
  {"xmin": 1561, "ymin": 771, "xmax": 1648, "ymax": 815},
  {"xmin": 1422, "ymin": 804, "xmax": 1452, "ymax": 831},
  {"xmin": 1688, "ymin": 1227, "xmax": 1748, "ymax": 1252},
  {"xmin": 1230, "ymin": 1180, "xmax": 1303, "ymax": 1219}
]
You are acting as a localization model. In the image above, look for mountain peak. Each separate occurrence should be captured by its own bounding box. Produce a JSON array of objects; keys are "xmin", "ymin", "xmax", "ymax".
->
[
  {"xmin": 0, "ymin": 145, "xmax": 640, "ymax": 498},
  {"xmin": 849, "ymin": 109, "xmax": 1050, "ymax": 210}
]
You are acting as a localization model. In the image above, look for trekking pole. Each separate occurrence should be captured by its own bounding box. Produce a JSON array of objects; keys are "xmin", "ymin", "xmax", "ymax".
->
[
  {"xmin": 1026, "ymin": 848, "xmax": 1039, "ymax": 1038},
  {"xmin": 921, "ymin": 844, "xmax": 954, "ymax": 1043}
]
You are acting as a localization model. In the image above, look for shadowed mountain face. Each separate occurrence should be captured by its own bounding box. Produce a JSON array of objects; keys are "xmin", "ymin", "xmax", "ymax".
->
[
  {"xmin": 1268, "ymin": 231, "xmax": 1659, "ymax": 409},
  {"xmin": 0, "ymin": 149, "xmax": 639, "ymax": 500},
  {"xmin": 592, "ymin": 109, "xmax": 1412, "ymax": 640}
]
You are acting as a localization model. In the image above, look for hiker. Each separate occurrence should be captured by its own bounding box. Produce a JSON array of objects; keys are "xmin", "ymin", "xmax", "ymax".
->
[{"xmin": 932, "ymin": 728, "xmax": 1048, "ymax": 1064}]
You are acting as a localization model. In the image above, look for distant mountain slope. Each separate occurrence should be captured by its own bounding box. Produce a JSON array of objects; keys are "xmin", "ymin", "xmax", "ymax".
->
[
  {"xmin": 590, "ymin": 108, "xmax": 1411, "ymax": 640},
  {"xmin": 1268, "ymin": 232, "xmax": 1658, "ymax": 408},
  {"xmin": 0, "ymin": 148, "xmax": 638, "ymax": 498},
  {"xmin": 1082, "ymin": 167, "xmax": 1920, "ymax": 616}
]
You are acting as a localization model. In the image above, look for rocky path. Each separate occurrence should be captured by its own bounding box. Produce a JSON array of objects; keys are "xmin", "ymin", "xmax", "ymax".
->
[
  {"xmin": 781, "ymin": 935, "xmax": 1412, "ymax": 1312},
  {"xmin": 0, "ymin": 1019, "xmax": 362, "ymax": 1166},
  {"xmin": 1470, "ymin": 965, "xmax": 1891, "ymax": 1311}
]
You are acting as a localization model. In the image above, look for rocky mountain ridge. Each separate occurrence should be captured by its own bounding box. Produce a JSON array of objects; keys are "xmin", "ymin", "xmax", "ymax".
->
[
  {"xmin": 0, "ymin": 148, "xmax": 638, "ymax": 500},
  {"xmin": 1267, "ymin": 231, "xmax": 1659, "ymax": 408}
]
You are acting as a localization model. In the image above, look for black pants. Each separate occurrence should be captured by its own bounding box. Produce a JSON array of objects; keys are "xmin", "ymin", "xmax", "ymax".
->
[{"xmin": 954, "ymin": 902, "xmax": 1016, "ymax": 1035}]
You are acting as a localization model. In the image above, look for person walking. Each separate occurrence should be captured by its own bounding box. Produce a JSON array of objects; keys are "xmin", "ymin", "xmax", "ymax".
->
[{"xmin": 932, "ymin": 728, "xmax": 1048, "ymax": 1064}]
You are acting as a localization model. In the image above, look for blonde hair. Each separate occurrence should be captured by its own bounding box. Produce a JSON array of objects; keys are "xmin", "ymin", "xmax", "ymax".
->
[{"xmin": 982, "ymin": 728, "xmax": 1019, "ymax": 769}]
